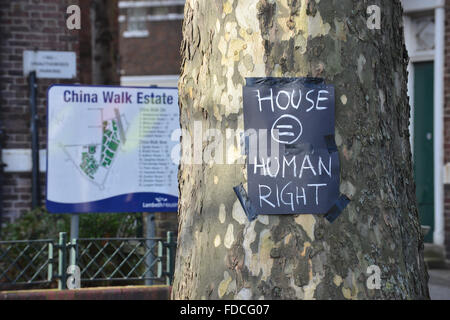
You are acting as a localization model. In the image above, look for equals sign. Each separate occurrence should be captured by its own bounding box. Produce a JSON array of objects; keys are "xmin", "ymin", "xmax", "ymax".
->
[{"xmin": 276, "ymin": 125, "xmax": 294, "ymax": 136}]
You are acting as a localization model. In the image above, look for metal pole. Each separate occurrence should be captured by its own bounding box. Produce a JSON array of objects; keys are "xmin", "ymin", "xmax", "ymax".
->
[
  {"xmin": 145, "ymin": 212, "xmax": 155, "ymax": 286},
  {"xmin": 58, "ymin": 232, "xmax": 67, "ymax": 290},
  {"xmin": 70, "ymin": 214, "xmax": 80, "ymax": 242},
  {"xmin": 69, "ymin": 214, "xmax": 79, "ymax": 288},
  {"xmin": 47, "ymin": 242, "xmax": 54, "ymax": 282},
  {"xmin": 166, "ymin": 231, "xmax": 176, "ymax": 285},
  {"xmin": 70, "ymin": 238, "xmax": 78, "ymax": 267},
  {"xmin": 29, "ymin": 71, "xmax": 40, "ymax": 209}
]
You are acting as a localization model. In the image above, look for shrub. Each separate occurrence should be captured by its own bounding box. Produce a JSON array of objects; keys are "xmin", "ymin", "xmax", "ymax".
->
[{"xmin": 1, "ymin": 208, "xmax": 143, "ymax": 240}]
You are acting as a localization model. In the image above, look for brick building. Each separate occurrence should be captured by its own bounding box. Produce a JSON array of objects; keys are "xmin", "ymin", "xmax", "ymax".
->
[
  {"xmin": 118, "ymin": 0, "xmax": 184, "ymax": 88},
  {"xmin": 0, "ymin": 0, "xmax": 122, "ymax": 225},
  {"xmin": 117, "ymin": 0, "xmax": 185, "ymax": 236},
  {"xmin": 0, "ymin": 0, "xmax": 180, "ymax": 239},
  {"xmin": 402, "ymin": 0, "xmax": 450, "ymax": 261},
  {"xmin": 0, "ymin": 0, "xmax": 85, "ymax": 224}
]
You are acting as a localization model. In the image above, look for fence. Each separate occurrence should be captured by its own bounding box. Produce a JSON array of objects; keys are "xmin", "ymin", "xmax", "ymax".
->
[{"xmin": 0, "ymin": 232, "xmax": 176, "ymax": 291}]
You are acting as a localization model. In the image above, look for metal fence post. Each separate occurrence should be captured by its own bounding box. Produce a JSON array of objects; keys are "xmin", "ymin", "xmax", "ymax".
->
[
  {"xmin": 47, "ymin": 242, "xmax": 54, "ymax": 282},
  {"xmin": 145, "ymin": 213, "xmax": 155, "ymax": 286},
  {"xmin": 157, "ymin": 240, "xmax": 163, "ymax": 279},
  {"xmin": 166, "ymin": 232, "xmax": 176, "ymax": 285},
  {"xmin": 58, "ymin": 232, "xmax": 67, "ymax": 290},
  {"xmin": 70, "ymin": 238, "xmax": 77, "ymax": 267}
]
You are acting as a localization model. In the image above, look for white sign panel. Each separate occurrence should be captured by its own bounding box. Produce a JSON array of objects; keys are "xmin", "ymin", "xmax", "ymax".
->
[
  {"xmin": 47, "ymin": 85, "xmax": 179, "ymax": 213},
  {"xmin": 23, "ymin": 51, "xmax": 76, "ymax": 79}
]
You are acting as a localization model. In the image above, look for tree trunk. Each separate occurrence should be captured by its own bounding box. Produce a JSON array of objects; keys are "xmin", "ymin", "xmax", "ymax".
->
[
  {"xmin": 173, "ymin": 0, "xmax": 430, "ymax": 300},
  {"xmin": 90, "ymin": 0, "xmax": 119, "ymax": 85}
]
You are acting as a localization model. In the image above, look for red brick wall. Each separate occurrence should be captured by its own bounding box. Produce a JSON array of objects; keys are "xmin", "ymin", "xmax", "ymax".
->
[
  {"xmin": 119, "ymin": 20, "xmax": 183, "ymax": 76},
  {"xmin": 444, "ymin": 0, "xmax": 450, "ymax": 259},
  {"xmin": 0, "ymin": 285, "xmax": 171, "ymax": 300},
  {"xmin": 0, "ymin": 0, "xmax": 83, "ymax": 223},
  {"xmin": 1, "ymin": 173, "xmax": 46, "ymax": 217}
]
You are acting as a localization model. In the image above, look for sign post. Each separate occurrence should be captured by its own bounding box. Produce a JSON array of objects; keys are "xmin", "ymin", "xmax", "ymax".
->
[
  {"xmin": 23, "ymin": 50, "xmax": 77, "ymax": 232},
  {"xmin": 47, "ymin": 85, "xmax": 179, "ymax": 270},
  {"xmin": 47, "ymin": 85, "xmax": 179, "ymax": 284},
  {"xmin": 144, "ymin": 212, "xmax": 155, "ymax": 286},
  {"xmin": 28, "ymin": 71, "xmax": 40, "ymax": 209},
  {"xmin": 70, "ymin": 214, "xmax": 80, "ymax": 242}
]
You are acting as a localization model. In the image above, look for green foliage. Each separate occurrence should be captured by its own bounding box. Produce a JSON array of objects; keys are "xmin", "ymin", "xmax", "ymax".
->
[
  {"xmin": 1, "ymin": 208, "xmax": 70, "ymax": 240},
  {"xmin": 1, "ymin": 207, "xmax": 143, "ymax": 241},
  {"xmin": 78, "ymin": 212, "xmax": 143, "ymax": 238}
]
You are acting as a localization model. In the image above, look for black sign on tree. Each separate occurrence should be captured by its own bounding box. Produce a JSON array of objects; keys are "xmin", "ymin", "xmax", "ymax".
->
[{"xmin": 239, "ymin": 77, "xmax": 348, "ymax": 222}]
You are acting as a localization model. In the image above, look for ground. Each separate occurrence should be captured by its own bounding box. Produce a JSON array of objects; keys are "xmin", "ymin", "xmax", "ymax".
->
[{"xmin": 429, "ymin": 268, "xmax": 450, "ymax": 300}]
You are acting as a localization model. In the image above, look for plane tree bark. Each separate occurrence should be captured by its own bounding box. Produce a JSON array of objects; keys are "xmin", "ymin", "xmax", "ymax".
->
[{"xmin": 172, "ymin": 0, "xmax": 429, "ymax": 300}]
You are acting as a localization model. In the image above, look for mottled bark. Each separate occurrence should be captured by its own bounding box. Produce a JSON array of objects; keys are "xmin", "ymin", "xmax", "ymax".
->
[
  {"xmin": 90, "ymin": 0, "xmax": 119, "ymax": 85},
  {"xmin": 173, "ymin": 0, "xmax": 429, "ymax": 300}
]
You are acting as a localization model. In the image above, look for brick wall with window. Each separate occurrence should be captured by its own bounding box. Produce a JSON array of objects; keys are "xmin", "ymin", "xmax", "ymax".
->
[
  {"xmin": 0, "ymin": 0, "xmax": 180, "ymax": 240},
  {"xmin": 0, "ymin": 0, "xmax": 83, "ymax": 223},
  {"xmin": 118, "ymin": 0, "xmax": 184, "ymax": 76},
  {"xmin": 119, "ymin": 19, "xmax": 183, "ymax": 76},
  {"xmin": 118, "ymin": 0, "xmax": 185, "ymax": 236}
]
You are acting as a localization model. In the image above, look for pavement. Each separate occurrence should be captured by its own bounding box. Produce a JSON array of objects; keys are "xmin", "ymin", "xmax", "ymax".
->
[{"xmin": 428, "ymin": 268, "xmax": 450, "ymax": 300}]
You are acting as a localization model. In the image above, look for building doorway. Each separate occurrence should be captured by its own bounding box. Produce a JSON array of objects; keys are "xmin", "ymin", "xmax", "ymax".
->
[{"xmin": 413, "ymin": 61, "xmax": 434, "ymax": 243}]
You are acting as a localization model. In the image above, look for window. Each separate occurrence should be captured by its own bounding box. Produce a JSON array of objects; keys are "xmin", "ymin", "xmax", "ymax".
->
[
  {"xmin": 124, "ymin": 7, "xmax": 149, "ymax": 38},
  {"xmin": 119, "ymin": 0, "xmax": 185, "ymax": 36}
]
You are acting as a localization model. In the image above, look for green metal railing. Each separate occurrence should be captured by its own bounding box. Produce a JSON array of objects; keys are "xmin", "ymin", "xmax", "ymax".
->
[
  {"xmin": 0, "ymin": 232, "xmax": 177, "ymax": 291},
  {"xmin": 0, "ymin": 239, "xmax": 54, "ymax": 289}
]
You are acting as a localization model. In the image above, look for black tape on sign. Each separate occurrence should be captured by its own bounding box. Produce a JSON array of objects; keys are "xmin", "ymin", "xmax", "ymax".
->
[
  {"xmin": 233, "ymin": 184, "xmax": 258, "ymax": 222},
  {"xmin": 325, "ymin": 135, "xmax": 338, "ymax": 154},
  {"xmin": 325, "ymin": 194, "xmax": 351, "ymax": 223},
  {"xmin": 239, "ymin": 132, "xmax": 249, "ymax": 156},
  {"xmin": 246, "ymin": 77, "xmax": 325, "ymax": 86},
  {"xmin": 284, "ymin": 142, "xmax": 314, "ymax": 156}
]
